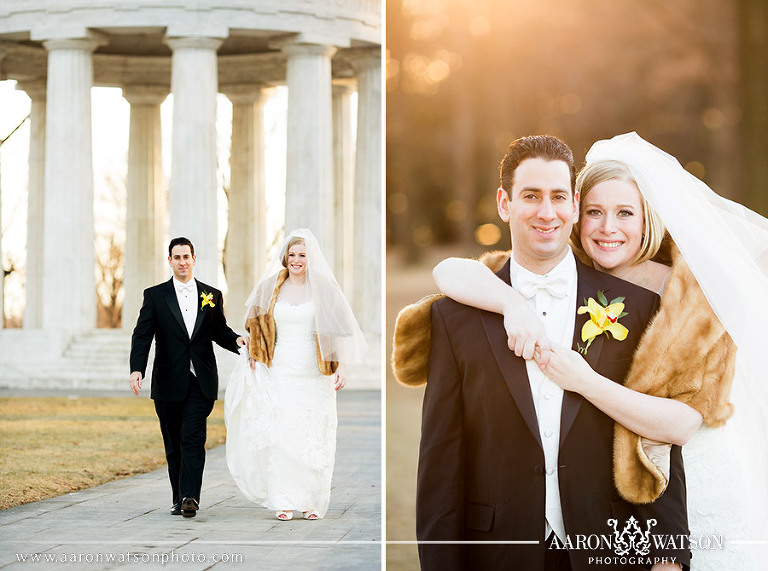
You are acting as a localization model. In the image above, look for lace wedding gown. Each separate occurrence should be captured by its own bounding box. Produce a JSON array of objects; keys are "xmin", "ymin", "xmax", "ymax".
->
[
  {"xmin": 682, "ymin": 357, "xmax": 767, "ymax": 570},
  {"xmin": 224, "ymin": 299, "xmax": 338, "ymax": 518}
]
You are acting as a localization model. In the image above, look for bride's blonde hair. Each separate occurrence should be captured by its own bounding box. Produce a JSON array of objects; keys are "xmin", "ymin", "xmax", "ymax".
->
[{"xmin": 572, "ymin": 159, "xmax": 666, "ymax": 266}]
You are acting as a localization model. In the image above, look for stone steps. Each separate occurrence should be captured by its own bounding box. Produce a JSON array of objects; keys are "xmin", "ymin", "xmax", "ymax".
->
[{"xmin": 1, "ymin": 330, "xmax": 135, "ymax": 391}]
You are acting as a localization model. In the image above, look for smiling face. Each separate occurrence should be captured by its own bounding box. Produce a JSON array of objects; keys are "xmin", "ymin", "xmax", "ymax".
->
[
  {"xmin": 497, "ymin": 157, "xmax": 579, "ymax": 273},
  {"xmin": 579, "ymin": 178, "xmax": 645, "ymax": 273},
  {"xmin": 168, "ymin": 244, "xmax": 195, "ymax": 283},
  {"xmin": 285, "ymin": 243, "xmax": 307, "ymax": 277}
]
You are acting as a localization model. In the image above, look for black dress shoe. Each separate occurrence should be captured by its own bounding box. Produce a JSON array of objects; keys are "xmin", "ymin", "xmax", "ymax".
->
[
  {"xmin": 181, "ymin": 497, "xmax": 199, "ymax": 518},
  {"xmin": 171, "ymin": 503, "xmax": 182, "ymax": 516}
]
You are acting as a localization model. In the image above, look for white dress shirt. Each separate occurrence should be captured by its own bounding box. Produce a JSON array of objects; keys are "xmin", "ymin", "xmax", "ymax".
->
[
  {"xmin": 508, "ymin": 250, "xmax": 577, "ymax": 542},
  {"xmin": 173, "ymin": 276, "xmax": 197, "ymax": 375}
]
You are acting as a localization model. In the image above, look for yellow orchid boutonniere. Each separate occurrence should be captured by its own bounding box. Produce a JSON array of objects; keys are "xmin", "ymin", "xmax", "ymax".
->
[
  {"xmin": 200, "ymin": 291, "xmax": 215, "ymax": 310},
  {"xmin": 576, "ymin": 290, "xmax": 629, "ymax": 354}
]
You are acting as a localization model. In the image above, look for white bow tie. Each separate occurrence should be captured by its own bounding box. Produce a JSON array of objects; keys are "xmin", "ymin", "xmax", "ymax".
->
[
  {"xmin": 517, "ymin": 273, "xmax": 570, "ymax": 299},
  {"xmin": 176, "ymin": 282, "xmax": 195, "ymax": 294}
]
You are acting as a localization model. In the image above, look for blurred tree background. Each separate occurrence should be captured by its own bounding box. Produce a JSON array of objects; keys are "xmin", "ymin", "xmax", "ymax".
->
[{"xmin": 386, "ymin": 0, "xmax": 768, "ymax": 261}]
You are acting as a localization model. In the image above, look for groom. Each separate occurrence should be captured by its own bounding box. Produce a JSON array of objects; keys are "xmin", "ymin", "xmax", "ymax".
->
[
  {"xmin": 129, "ymin": 237, "xmax": 247, "ymax": 518},
  {"xmin": 417, "ymin": 136, "xmax": 689, "ymax": 570}
]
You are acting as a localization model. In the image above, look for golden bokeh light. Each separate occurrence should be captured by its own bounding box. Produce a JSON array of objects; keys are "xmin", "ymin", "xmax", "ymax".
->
[
  {"xmin": 388, "ymin": 192, "xmax": 409, "ymax": 214},
  {"xmin": 426, "ymin": 59, "xmax": 451, "ymax": 83},
  {"xmin": 685, "ymin": 161, "xmax": 706, "ymax": 180},
  {"xmin": 446, "ymin": 199, "xmax": 467, "ymax": 222},
  {"xmin": 702, "ymin": 107, "xmax": 725, "ymax": 131},
  {"xmin": 386, "ymin": 50, "xmax": 400, "ymax": 92},
  {"xmin": 400, "ymin": 49, "xmax": 461, "ymax": 95},
  {"xmin": 434, "ymin": 49, "xmax": 463, "ymax": 72},
  {"xmin": 409, "ymin": 13, "xmax": 450, "ymax": 42},
  {"xmin": 413, "ymin": 225, "xmax": 434, "ymax": 248},
  {"xmin": 468, "ymin": 16, "xmax": 491, "ymax": 37},
  {"xmin": 401, "ymin": 0, "xmax": 447, "ymax": 18},
  {"xmin": 475, "ymin": 223, "xmax": 502, "ymax": 246},
  {"xmin": 560, "ymin": 93, "xmax": 582, "ymax": 115}
]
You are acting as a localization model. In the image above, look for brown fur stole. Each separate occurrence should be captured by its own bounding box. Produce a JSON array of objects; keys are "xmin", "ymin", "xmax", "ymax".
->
[
  {"xmin": 246, "ymin": 269, "xmax": 338, "ymax": 376},
  {"xmin": 390, "ymin": 248, "xmax": 736, "ymax": 503},
  {"xmin": 614, "ymin": 247, "xmax": 735, "ymax": 503},
  {"xmin": 391, "ymin": 251, "xmax": 510, "ymax": 387}
]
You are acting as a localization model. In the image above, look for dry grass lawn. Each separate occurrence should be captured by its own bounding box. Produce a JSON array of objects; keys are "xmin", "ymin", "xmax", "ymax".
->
[{"xmin": 0, "ymin": 396, "xmax": 226, "ymax": 510}]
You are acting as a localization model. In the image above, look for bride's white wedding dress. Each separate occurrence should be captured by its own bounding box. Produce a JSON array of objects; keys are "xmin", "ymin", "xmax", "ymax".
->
[
  {"xmin": 225, "ymin": 299, "xmax": 338, "ymax": 518},
  {"xmin": 683, "ymin": 425, "xmax": 752, "ymax": 569},
  {"xmin": 683, "ymin": 358, "xmax": 768, "ymax": 570}
]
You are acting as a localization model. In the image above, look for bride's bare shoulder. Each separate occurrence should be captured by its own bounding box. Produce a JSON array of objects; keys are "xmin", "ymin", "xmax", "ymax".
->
[{"xmin": 647, "ymin": 260, "xmax": 672, "ymax": 294}]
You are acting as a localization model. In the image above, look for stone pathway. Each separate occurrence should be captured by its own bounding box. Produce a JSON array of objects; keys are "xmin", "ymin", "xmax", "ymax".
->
[{"xmin": 0, "ymin": 391, "xmax": 381, "ymax": 570}]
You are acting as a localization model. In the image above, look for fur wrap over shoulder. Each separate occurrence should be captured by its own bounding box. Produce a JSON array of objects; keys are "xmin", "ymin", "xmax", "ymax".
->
[
  {"xmin": 391, "ymin": 251, "xmax": 510, "ymax": 388},
  {"xmin": 245, "ymin": 269, "xmax": 338, "ymax": 376},
  {"xmin": 391, "ymin": 248, "xmax": 736, "ymax": 504}
]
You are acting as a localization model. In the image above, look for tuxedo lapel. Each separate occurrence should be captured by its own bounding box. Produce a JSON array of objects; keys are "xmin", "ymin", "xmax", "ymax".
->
[
  {"xmin": 482, "ymin": 312, "xmax": 543, "ymax": 449},
  {"xmin": 483, "ymin": 259, "xmax": 543, "ymax": 449},
  {"xmin": 560, "ymin": 260, "xmax": 606, "ymax": 446},
  {"xmin": 191, "ymin": 280, "xmax": 205, "ymax": 340},
  {"xmin": 163, "ymin": 279, "xmax": 187, "ymax": 334}
]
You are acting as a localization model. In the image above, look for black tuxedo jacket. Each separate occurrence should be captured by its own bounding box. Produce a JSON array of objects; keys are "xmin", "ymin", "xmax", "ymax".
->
[
  {"xmin": 129, "ymin": 278, "xmax": 240, "ymax": 401},
  {"xmin": 417, "ymin": 258, "xmax": 690, "ymax": 570}
]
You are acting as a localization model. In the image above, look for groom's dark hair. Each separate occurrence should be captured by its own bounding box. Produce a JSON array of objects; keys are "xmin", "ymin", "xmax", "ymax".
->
[
  {"xmin": 499, "ymin": 135, "xmax": 576, "ymax": 194},
  {"xmin": 168, "ymin": 237, "xmax": 195, "ymax": 257}
]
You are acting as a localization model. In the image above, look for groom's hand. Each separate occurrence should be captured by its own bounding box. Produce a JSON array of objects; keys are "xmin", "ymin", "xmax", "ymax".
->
[
  {"xmin": 129, "ymin": 371, "xmax": 142, "ymax": 396},
  {"xmin": 236, "ymin": 335, "xmax": 249, "ymax": 348}
]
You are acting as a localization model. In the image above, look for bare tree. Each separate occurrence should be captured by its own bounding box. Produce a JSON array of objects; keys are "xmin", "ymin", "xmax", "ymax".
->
[
  {"xmin": 94, "ymin": 171, "xmax": 126, "ymax": 328},
  {"xmin": 1, "ymin": 113, "xmax": 29, "ymax": 328},
  {"xmin": 96, "ymin": 234, "xmax": 124, "ymax": 328}
]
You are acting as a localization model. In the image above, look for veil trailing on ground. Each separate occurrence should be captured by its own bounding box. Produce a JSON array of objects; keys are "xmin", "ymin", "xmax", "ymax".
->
[
  {"xmin": 244, "ymin": 228, "xmax": 368, "ymax": 364},
  {"xmin": 587, "ymin": 132, "xmax": 768, "ymax": 538}
]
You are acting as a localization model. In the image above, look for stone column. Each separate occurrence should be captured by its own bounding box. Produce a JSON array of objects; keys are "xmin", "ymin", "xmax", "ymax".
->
[
  {"xmin": 0, "ymin": 44, "xmax": 11, "ymax": 328},
  {"xmin": 282, "ymin": 42, "xmax": 337, "ymax": 260},
  {"xmin": 222, "ymin": 84, "xmax": 267, "ymax": 324},
  {"xmin": 332, "ymin": 82, "xmax": 355, "ymax": 293},
  {"xmin": 122, "ymin": 86, "xmax": 167, "ymax": 329},
  {"xmin": 165, "ymin": 36, "xmax": 223, "ymax": 284},
  {"xmin": 0, "ymin": 185, "xmax": 2, "ymax": 327},
  {"xmin": 41, "ymin": 37, "xmax": 103, "ymax": 332},
  {"xmin": 17, "ymin": 81, "xmax": 46, "ymax": 329},
  {"xmin": 349, "ymin": 50, "xmax": 382, "ymax": 337}
]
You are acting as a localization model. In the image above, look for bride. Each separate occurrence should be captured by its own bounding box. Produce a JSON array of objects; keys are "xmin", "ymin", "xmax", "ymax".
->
[
  {"xmin": 224, "ymin": 228, "xmax": 367, "ymax": 520},
  {"xmin": 393, "ymin": 133, "xmax": 768, "ymax": 568}
]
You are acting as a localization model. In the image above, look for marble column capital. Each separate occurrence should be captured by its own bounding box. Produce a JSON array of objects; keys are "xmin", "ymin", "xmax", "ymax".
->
[
  {"xmin": 221, "ymin": 84, "xmax": 269, "ymax": 105},
  {"xmin": 346, "ymin": 48, "xmax": 381, "ymax": 73},
  {"xmin": 122, "ymin": 85, "xmax": 168, "ymax": 106},
  {"xmin": 42, "ymin": 36, "xmax": 105, "ymax": 54},
  {"xmin": 164, "ymin": 36, "xmax": 224, "ymax": 52},
  {"xmin": 16, "ymin": 79, "xmax": 47, "ymax": 101},
  {"xmin": 280, "ymin": 42, "xmax": 338, "ymax": 60},
  {"xmin": 332, "ymin": 80, "xmax": 356, "ymax": 96},
  {"xmin": 0, "ymin": 40, "xmax": 16, "ymax": 61}
]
